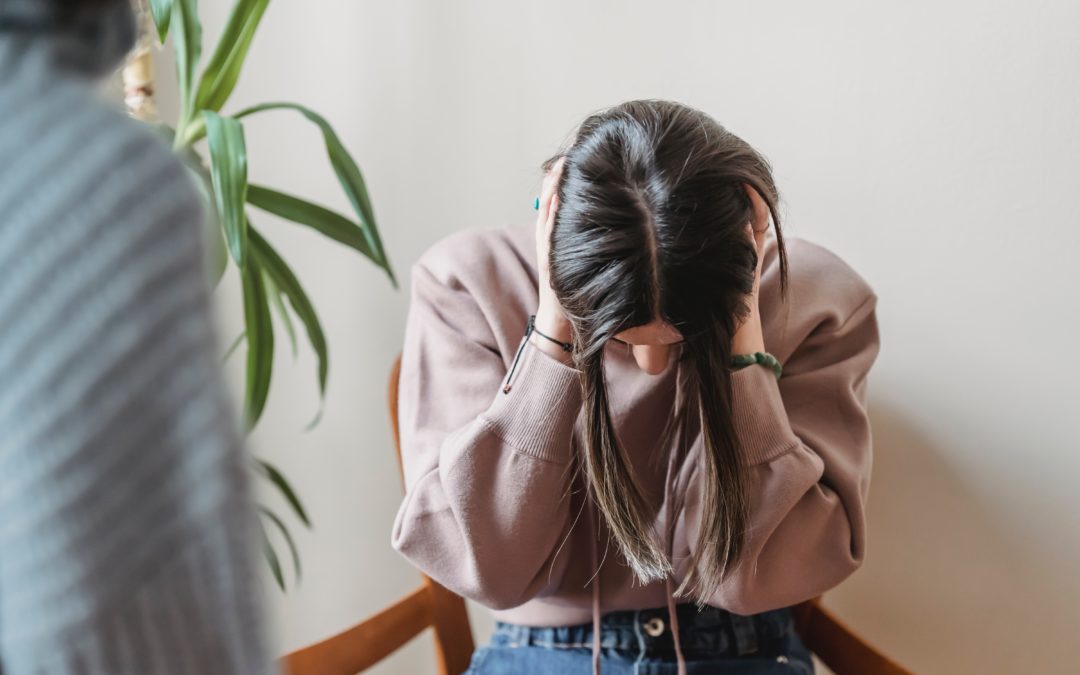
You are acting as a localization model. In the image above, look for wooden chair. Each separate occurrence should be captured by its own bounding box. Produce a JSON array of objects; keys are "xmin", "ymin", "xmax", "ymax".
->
[
  {"xmin": 283, "ymin": 354, "xmax": 912, "ymax": 675},
  {"xmin": 282, "ymin": 355, "xmax": 474, "ymax": 675}
]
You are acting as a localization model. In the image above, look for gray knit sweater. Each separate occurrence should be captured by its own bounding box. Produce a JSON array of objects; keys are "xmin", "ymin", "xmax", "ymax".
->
[{"xmin": 0, "ymin": 2, "xmax": 276, "ymax": 673}]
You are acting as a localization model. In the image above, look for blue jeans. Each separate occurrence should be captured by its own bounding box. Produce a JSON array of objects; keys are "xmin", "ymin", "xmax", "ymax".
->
[{"xmin": 465, "ymin": 603, "xmax": 814, "ymax": 674}]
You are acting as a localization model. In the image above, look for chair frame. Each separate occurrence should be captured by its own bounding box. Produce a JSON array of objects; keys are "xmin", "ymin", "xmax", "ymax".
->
[
  {"xmin": 282, "ymin": 356, "xmax": 474, "ymax": 675},
  {"xmin": 283, "ymin": 354, "xmax": 912, "ymax": 675}
]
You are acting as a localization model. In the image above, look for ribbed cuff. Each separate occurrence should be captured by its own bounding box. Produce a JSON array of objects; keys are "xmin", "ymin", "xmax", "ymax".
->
[
  {"xmin": 730, "ymin": 363, "xmax": 801, "ymax": 465},
  {"xmin": 482, "ymin": 339, "xmax": 583, "ymax": 464}
]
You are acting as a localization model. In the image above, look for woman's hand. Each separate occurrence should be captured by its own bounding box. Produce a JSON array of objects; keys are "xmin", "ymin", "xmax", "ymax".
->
[
  {"xmin": 532, "ymin": 157, "xmax": 574, "ymax": 361},
  {"xmin": 732, "ymin": 183, "xmax": 769, "ymax": 355}
]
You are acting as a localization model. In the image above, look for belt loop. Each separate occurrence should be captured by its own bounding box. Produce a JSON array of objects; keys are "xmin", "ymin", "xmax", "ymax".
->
[
  {"xmin": 513, "ymin": 624, "xmax": 530, "ymax": 647},
  {"xmin": 729, "ymin": 613, "xmax": 759, "ymax": 656}
]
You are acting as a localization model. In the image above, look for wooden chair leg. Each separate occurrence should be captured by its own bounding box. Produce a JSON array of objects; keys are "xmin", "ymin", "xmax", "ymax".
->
[{"xmin": 426, "ymin": 577, "xmax": 475, "ymax": 675}]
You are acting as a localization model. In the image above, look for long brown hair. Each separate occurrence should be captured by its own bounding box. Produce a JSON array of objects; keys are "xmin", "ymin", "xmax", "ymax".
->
[{"xmin": 542, "ymin": 99, "xmax": 789, "ymax": 604}]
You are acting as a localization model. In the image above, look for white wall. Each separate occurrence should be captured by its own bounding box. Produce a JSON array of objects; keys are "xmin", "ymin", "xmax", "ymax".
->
[{"xmin": 156, "ymin": 1, "xmax": 1080, "ymax": 673}]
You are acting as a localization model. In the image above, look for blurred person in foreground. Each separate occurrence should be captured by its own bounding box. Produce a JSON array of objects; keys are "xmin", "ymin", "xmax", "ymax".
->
[{"xmin": 0, "ymin": 0, "xmax": 277, "ymax": 673}]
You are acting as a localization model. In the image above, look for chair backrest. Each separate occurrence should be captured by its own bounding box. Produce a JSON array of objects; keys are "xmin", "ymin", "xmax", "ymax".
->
[
  {"xmin": 284, "ymin": 353, "xmax": 911, "ymax": 675},
  {"xmin": 283, "ymin": 355, "xmax": 475, "ymax": 675},
  {"xmin": 791, "ymin": 597, "xmax": 913, "ymax": 674}
]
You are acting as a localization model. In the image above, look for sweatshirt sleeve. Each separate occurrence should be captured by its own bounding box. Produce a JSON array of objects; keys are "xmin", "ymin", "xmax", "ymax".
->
[
  {"xmin": 676, "ymin": 292, "xmax": 881, "ymax": 616},
  {"xmin": 390, "ymin": 260, "xmax": 584, "ymax": 610}
]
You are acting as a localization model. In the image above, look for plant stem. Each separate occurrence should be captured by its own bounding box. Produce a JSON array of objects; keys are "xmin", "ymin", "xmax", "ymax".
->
[{"xmin": 174, "ymin": 115, "xmax": 207, "ymax": 150}]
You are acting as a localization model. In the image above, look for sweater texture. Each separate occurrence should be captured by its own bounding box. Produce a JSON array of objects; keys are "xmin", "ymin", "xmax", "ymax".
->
[
  {"xmin": 0, "ymin": 2, "xmax": 275, "ymax": 673},
  {"xmin": 391, "ymin": 220, "xmax": 881, "ymax": 673}
]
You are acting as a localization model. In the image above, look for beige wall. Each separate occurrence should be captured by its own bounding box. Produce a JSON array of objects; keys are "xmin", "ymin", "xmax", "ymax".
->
[{"xmin": 155, "ymin": 1, "xmax": 1079, "ymax": 673}]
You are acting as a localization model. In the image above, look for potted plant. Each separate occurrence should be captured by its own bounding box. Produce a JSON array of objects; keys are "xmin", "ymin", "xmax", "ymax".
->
[{"xmin": 123, "ymin": 0, "xmax": 396, "ymax": 589}]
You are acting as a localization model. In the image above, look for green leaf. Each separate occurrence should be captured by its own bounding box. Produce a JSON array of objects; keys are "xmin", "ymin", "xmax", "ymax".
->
[
  {"xmin": 171, "ymin": 0, "xmax": 202, "ymax": 135},
  {"xmin": 174, "ymin": 115, "xmax": 206, "ymax": 149},
  {"xmin": 246, "ymin": 184, "xmax": 377, "ymax": 263},
  {"xmin": 260, "ymin": 506, "xmax": 301, "ymax": 583},
  {"xmin": 303, "ymin": 408, "xmax": 324, "ymax": 433},
  {"xmin": 174, "ymin": 149, "xmax": 228, "ymax": 286},
  {"xmin": 264, "ymin": 271, "xmax": 297, "ymax": 358},
  {"xmin": 257, "ymin": 458, "xmax": 311, "ymax": 527},
  {"xmin": 223, "ymin": 331, "xmax": 246, "ymax": 362},
  {"xmin": 240, "ymin": 256, "xmax": 274, "ymax": 428},
  {"xmin": 235, "ymin": 103, "xmax": 396, "ymax": 286},
  {"xmin": 190, "ymin": 166, "xmax": 229, "ymax": 286},
  {"xmin": 195, "ymin": 0, "xmax": 271, "ymax": 112},
  {"xmin": 209, "ymin": 219, "xmax": 229, "ymax": 287},
  {"xmin": 248, "ymin": 227, "xmax": 328, "ymax": 416},
  {"xmin": 149, "ymin": 0, "xmax": 174, "ymax": 42},
  {"xmin": 260, "ymin": 521, "xmax": 285, "ymax": 591},
  {"xmin": 203, "ymin": 111, "xmax": 248, "ymax": 267}
]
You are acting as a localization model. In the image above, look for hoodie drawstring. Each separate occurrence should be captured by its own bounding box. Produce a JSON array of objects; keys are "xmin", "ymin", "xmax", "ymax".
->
[
  {"xmin": 664, "ymin": 453, "xmax": 688, "ymax": 675},
  {"xmin": 588, "ymin": 495, "xmax": 686, "ymax": 675},
  {"xmin": 664, "ymin": 355, "xmax": 687, "ymax": 675},
  {"xmin": 588, "ymin": 356, "xmax": 688, "ymax": 675}
]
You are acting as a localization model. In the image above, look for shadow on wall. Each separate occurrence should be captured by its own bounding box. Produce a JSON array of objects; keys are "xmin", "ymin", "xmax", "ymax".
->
[{"xmin": 828, "ymin": 400, "xmax": 1074, "ymax": 675}]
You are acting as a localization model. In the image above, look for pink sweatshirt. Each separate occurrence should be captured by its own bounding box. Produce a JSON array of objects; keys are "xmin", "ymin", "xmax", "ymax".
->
[{"xmin": 391, "ymin": 220, "xmax": 881, "ymax": 672}]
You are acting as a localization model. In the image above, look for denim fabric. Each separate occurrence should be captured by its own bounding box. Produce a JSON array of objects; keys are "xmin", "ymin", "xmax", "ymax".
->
[{"xmin": 465, "ymin": 603, "xmax": 814, "ymax": 674}]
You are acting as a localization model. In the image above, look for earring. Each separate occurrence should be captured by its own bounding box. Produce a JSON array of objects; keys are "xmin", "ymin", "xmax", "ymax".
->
[{"xmin": 533, "ymin": 196, "xmax": 540, "ymax": 210}]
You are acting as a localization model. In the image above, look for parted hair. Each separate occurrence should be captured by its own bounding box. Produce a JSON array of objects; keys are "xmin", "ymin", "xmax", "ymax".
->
[{"xmin": 542, "ymin": 99, "xmax": 790, "ymax": 604}]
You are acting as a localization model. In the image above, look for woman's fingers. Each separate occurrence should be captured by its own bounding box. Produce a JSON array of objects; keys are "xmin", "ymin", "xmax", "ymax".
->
[
  {"xmin": 742, "ymin": 183, "xmax": 770, "ymax": 233},
  {"xmin": 537, "ymin": 156, "xmax": 566, "ymax": 234},
  {"xmin": 533, "ymin": 157, "xmax": 572, "ymax": 340},
  {"xmin": 741, "ymin": 183, "xmax": 768, "ymax": 296},
  {"xmin": 546, "ymin": 193, "xmax": 559, "ymax": 237},
  {"xmin": 535, "ymin": 157, "xmax": 566, "ymax": 275}
]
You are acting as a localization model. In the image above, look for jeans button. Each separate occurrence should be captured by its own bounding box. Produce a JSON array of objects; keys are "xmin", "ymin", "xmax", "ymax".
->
[
  {"xmin": 643, "ymin": 617, "xmax": 665, "ymax": 637},
  {"xmin": 776, "ymin": 655, "xmax": 790, "ymax": 664}
]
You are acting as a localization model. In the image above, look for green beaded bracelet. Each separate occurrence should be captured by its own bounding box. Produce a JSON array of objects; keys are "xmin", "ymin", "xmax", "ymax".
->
[{"xmin": 731, "ymin": 351, "xmax": 782, "ymax": 380}]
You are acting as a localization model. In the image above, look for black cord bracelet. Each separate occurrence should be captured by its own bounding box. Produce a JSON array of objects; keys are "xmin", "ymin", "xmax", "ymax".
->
[
  {"xmin": 527, "ymin": 314, "xmax": 573, "ymax": 352},
  {"xmin": 502, "ymin": 314, "xmax": 573, "ymax": 393}
]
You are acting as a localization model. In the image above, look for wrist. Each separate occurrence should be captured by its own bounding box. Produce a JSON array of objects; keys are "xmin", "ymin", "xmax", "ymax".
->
[
  {"xmin": 533, "ymin": 305, "xmax": 573, "ymax": 343},
  {"xmin": 732, "ymin": 317, "xmax": 764, "ymax": 355},
  {"xmin": 528, "ymin": 331, "xmax": 575, "ymax": 365},
  {"xmin": 529, "ymin": 309, "xmax": 575, "ymax": 365},
  {"xmin": 732, "ymin": 337, "xmax": 765, "ymax": 355}
]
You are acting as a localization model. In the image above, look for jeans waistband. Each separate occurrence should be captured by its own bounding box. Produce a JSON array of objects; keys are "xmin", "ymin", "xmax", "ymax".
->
[{"xmin": 492, "ymin": 603, "xmax": 796, "ymax": 658}]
